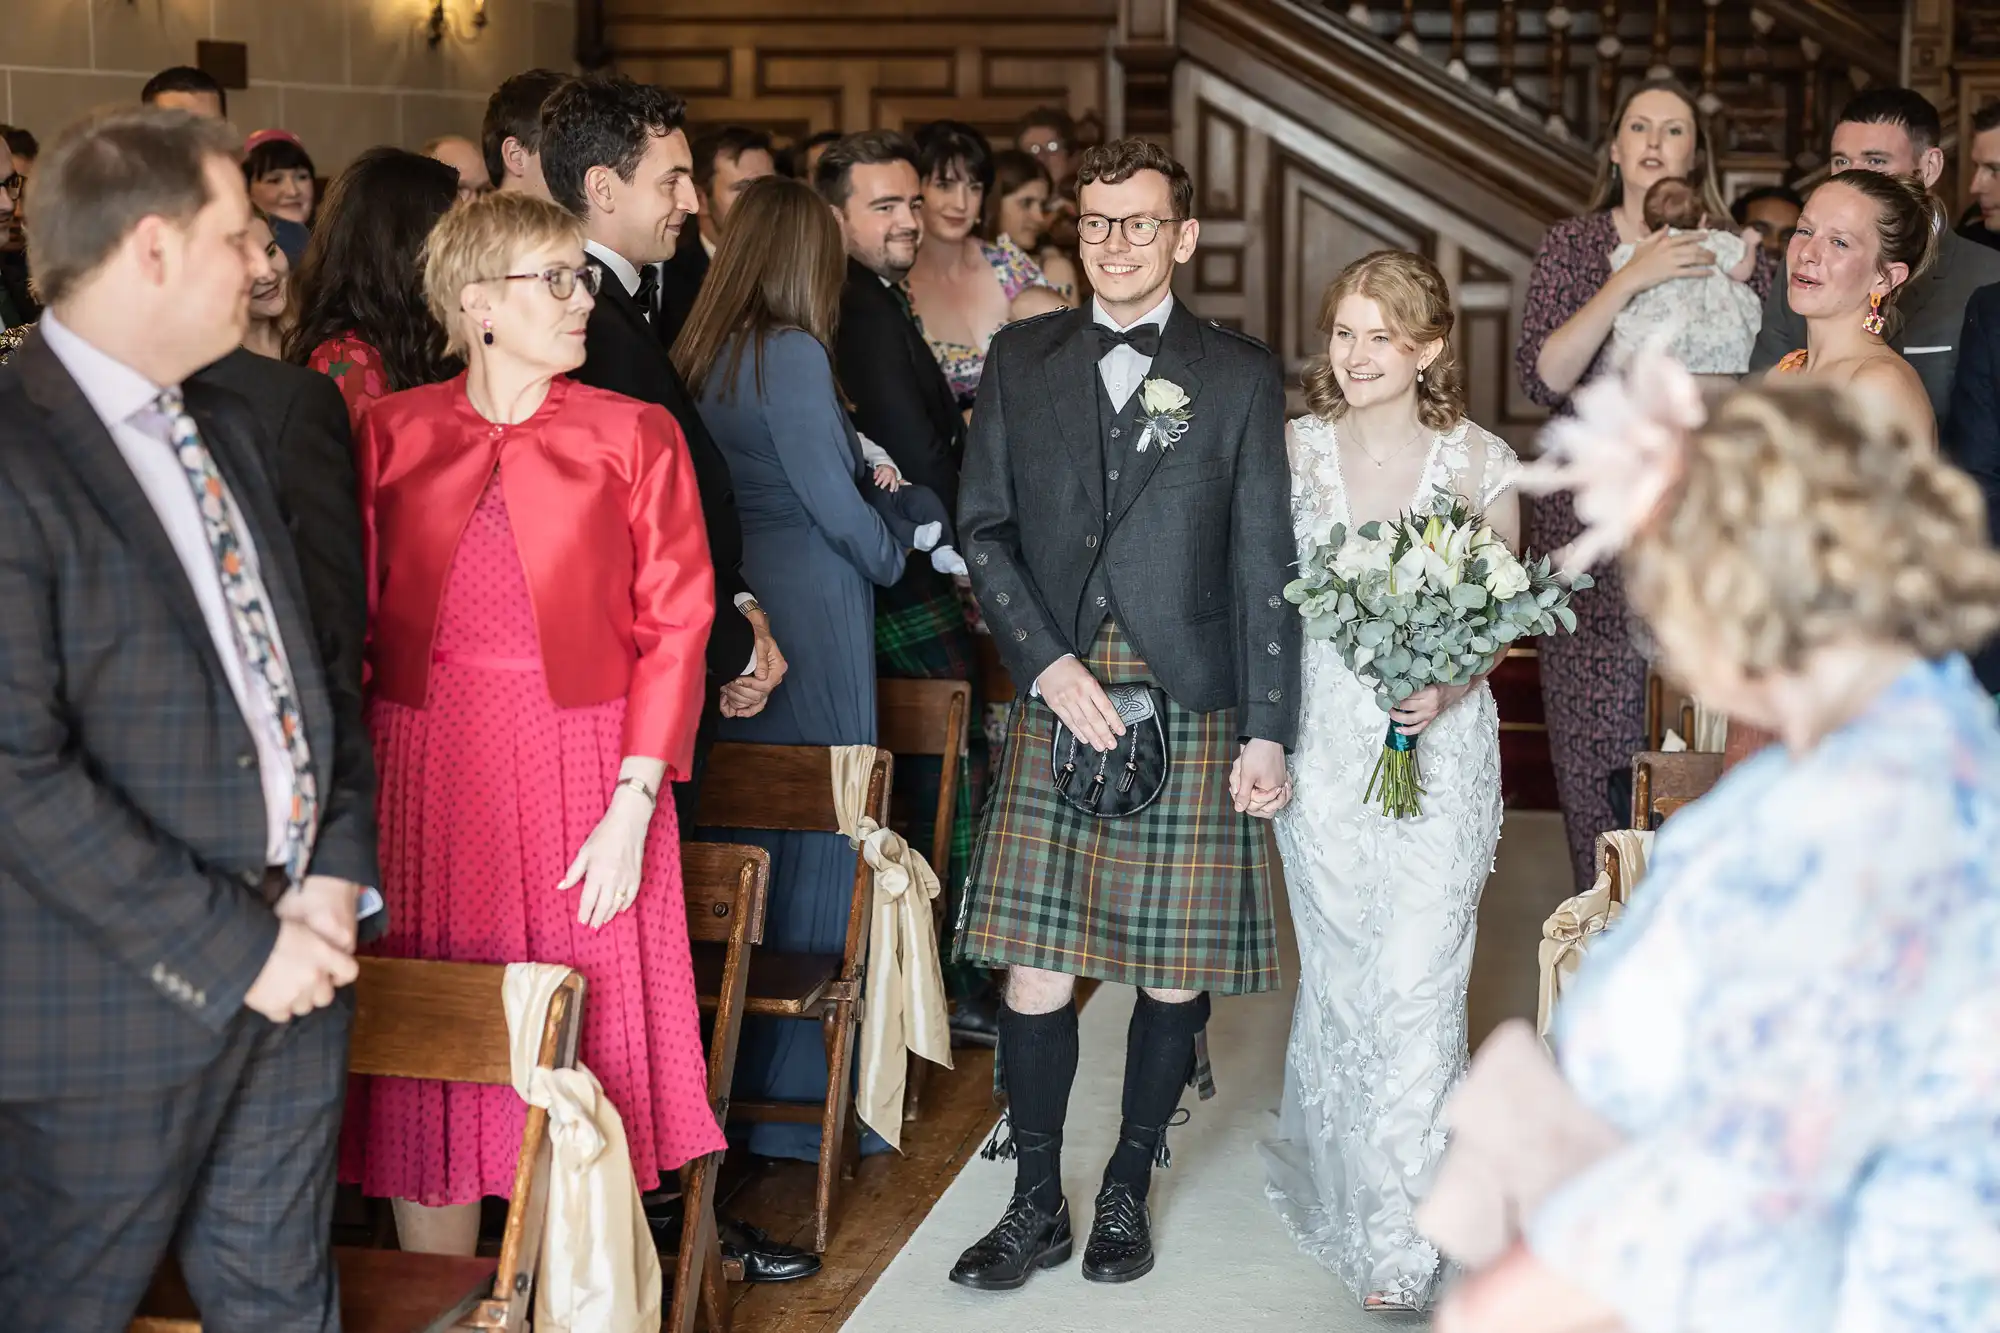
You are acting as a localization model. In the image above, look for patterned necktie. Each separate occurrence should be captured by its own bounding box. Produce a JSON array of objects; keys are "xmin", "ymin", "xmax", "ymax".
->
[{"xmin": 156, "ymin": 388, "xmax": 319, "ymax": 885}]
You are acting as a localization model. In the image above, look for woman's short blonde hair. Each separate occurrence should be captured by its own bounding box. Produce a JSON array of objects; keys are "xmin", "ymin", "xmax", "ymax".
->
[
  {"xmin": 1629, "ymin": 382, "xmax": 2000, "ymax": 675},
  {"xmin": 421, "ymin": 191, "xmax": 584, "ymax": 356},
  {"xmin": 1301, "ymin": 249, "xmax": 1465, "ymax": 433}
]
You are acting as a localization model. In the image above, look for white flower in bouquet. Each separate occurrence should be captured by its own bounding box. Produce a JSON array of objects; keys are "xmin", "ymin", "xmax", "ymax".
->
[
  {"xmin": 1332, "ymin": 527, "xmax": 1393, "ymax": 579},
  {"xmin": 1482, "ymin": 548, "xmax": 1532, "ymax": 601}
]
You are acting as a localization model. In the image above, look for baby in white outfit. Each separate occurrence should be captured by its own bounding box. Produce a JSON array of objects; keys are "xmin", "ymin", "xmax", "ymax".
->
[{"xmin": 1608, "ymin": 176, "xmax": 1763, "ymax": 378}]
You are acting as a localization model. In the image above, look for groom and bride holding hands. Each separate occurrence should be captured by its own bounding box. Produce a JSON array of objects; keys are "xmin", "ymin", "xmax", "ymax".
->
[{"xmin": 948, "ymin": 134, "xmax": 1521, "ymax": 1311}]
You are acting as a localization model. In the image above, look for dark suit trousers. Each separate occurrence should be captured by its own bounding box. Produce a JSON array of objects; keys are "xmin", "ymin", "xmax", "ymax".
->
[{"xmin": 0, "ymin": 992, "xmax": 352, "ymax": 1333}]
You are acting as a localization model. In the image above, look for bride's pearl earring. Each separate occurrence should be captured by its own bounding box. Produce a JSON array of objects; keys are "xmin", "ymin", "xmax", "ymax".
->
[{"xmin": 1417, "ymin": 367, "xmax": 1426, "ymax": 384}]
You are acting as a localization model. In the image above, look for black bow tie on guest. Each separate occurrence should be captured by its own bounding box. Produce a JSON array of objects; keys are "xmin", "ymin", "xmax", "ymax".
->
[
  {"xmin": 1091, "ymin": 322, "xmax": 1162, "ymax": 359},
  {"xmin": 632, "ymin": 264, "xmax": 660, "ymax": 320}
]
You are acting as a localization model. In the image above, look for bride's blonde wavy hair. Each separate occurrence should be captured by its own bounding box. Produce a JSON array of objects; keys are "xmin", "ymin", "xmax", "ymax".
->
[{"xmin": 1301, "ymin": 249, "xmax": 1465, "ymax": 433}]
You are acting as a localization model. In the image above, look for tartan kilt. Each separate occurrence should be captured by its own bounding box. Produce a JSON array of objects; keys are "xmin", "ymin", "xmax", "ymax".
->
[
  {"xmin": 954, "ymin": 619, "xmax": 1281, "ymax": 996},
  {"xmin": 874, "ymin": 566, "xmax": 976, "ymax": 680}
]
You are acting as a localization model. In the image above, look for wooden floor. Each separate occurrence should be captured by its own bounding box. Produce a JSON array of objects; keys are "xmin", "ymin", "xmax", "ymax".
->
[{"xmin": 716, "ymin": 1046, "xmax": 1001, "ymax": 1333}]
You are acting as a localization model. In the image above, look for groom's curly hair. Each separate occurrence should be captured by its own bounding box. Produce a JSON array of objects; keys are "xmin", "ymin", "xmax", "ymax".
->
[{"xmin": 1301, "ymin": 249, "xmax": 1464, "ymax": 432}]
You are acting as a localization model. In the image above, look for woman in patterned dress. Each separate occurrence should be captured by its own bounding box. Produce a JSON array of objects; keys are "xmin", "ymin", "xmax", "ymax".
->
[
  {"xmin": 985, "ymin": 149, "xmax": 1081, "ymax": 305},
  {"xmin": 1515, "ymin": 79, "xmax": 1776, "ymax": 889},
  {"xmin": 1441, "ymin": 370, "xmax": 2000, "ymax": 1333},
  {"xmin": 1266, "ymin": 251, "xmax": 1520, "ymax": 1313},
  {"xmin": 285, "ymin": 147, "xmax": 461, "ymax": 431},
  {"xmin": 342, "ymin": 191, "xmax": 725, "ymax": 1253}
]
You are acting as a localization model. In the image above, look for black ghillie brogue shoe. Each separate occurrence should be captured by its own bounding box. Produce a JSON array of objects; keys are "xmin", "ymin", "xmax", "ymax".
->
[
  {"xmin": 947, "ymin": 1193, "xmax": 1074, "ymax": 1291},
  {"xmin": 1080, "ymin": 1179, "xmax": 1155, "ymax": 1283}
]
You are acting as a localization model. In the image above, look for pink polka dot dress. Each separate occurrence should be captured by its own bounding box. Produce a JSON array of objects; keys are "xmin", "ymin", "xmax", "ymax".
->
[{"xmin": 340, "ymin": 477, "xmax": 726, "ymax": 1205}]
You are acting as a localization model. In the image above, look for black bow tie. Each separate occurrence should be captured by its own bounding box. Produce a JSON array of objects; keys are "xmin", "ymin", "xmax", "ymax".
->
[
  {"xmin": 632, "ymin": 264, "xmax": 660, "ymax": 319},
  {"xmin": 1091, "ymin": 322, "xmax": 1162, "ymax": 359}
]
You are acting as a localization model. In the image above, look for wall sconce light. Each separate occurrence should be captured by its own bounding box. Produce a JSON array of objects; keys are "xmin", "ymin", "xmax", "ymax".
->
[{"xmin": 427, "ymin": 0, "xmax": 489, "ymax": 49}]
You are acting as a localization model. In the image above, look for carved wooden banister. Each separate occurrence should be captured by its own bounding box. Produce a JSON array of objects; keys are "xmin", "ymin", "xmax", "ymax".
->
[{"xmin": 1332, "ymin": 0, "xmax": 1905, "ymax": 183}]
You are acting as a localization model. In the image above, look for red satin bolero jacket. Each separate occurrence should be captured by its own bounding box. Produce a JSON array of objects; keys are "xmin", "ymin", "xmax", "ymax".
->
[{"xmin": 357, "ymin": 374, "xmax": 716, "ymax": 778}]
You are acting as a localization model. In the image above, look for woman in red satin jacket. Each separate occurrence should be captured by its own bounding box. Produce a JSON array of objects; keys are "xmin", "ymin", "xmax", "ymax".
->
[{"xmin": 340, "ymin": 190, "xmax": 726, "ymax": 1255}]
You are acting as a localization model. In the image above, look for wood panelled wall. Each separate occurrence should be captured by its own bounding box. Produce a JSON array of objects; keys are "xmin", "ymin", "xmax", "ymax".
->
[
  {"xmin": 602, "ymin": 0, "xmax": 1118, "ymax": 143},
  {"xmin": 1174, "ymin": 46, "xmax": 1564, "ymax": 450}
]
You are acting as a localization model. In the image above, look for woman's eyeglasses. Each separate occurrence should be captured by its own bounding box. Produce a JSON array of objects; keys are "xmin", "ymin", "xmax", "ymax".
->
[
  {"xmin": 1076, "ymin": 213, "xmax": 1177, "ymax": 247},
  {"xmin": 490, "ymin": 265, "xmax": 602, "ymax": 300}
]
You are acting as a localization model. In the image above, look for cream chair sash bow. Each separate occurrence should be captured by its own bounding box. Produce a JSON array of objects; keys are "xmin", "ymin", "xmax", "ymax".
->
[
  {"xmin": 505, "ymin": 963, "xmax": 662, "ymax": 1333},
  {"xmin": 1535, "ymin": 830, "xmax": 1652, "ymax": 1038},
  {"xmin": 831, "ymin": 744, "xmax": 954, "ymax": 1151}
]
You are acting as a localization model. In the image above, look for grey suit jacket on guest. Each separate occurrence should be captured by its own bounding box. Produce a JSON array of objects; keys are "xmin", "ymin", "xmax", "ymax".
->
[
  {"xmin": 959, "ymin": 303, "xmax": 1301, "ymax": 749},
  {"xmin": 0, "ymin": 331, "xmax": 377, "ymax": 1101},
  {"xmin": 1750, "ymin": 227, "xmax": 2000, "ymax": 426}
]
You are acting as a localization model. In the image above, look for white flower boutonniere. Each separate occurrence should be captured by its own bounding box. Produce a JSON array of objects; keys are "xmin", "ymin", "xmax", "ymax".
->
[{"xmin": 1135, "ymin": 377, "xmax": 1192, "ymax": 453}]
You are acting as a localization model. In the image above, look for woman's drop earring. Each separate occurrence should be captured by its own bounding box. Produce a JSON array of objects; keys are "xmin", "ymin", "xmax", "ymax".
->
[
  {"xmin": 1861, "ymin": 292, "xmax": 1886, "ymax": 337},
  {"xmin": 482, "ymin": 318, "xmax": 495, "ymax": 346},
  {"xmin": 1417, "ymin": 366, "xmax": 1426, "ymax": 384}
]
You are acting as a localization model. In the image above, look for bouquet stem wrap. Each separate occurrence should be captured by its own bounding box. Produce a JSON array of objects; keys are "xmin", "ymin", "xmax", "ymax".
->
[{"xmin": 1366, "ymin": 722, "xmax": 1425, "ymax": 819}]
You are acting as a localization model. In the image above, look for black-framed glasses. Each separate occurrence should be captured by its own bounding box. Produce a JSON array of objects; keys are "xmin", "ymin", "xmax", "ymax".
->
[
  {"xmin": 488, "ymin": 264, "xmax": 601, "ymax": 300},
  {"xmin": 1, "ymin": 174, "xmax": 22, "ymax": 200},
  {"xmin": 1077, "ymin": 213, "xmax": 1178, "ymax": 246}
]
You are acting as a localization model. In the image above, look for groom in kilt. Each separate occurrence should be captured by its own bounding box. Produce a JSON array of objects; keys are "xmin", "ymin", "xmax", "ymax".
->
[{"xmin": 949, "ymin": 137, "xmax": 1298, "ymax": 1289}]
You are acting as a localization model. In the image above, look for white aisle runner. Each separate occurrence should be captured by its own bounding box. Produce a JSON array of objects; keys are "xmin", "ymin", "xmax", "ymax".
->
[{"xmin": 844, "ymin": 888, "xmax": 1431, "ymax": 1333}]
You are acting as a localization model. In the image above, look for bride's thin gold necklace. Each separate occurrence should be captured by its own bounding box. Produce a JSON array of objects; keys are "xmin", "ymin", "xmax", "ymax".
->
[{"xmin": 1348, "ymin": 422, "xmax": 1427, "ymax": 469}]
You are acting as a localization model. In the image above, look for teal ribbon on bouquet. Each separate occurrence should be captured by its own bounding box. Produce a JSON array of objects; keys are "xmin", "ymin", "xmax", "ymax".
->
[{"xmin": 1366, "ymin": 720, "xmax": 1425, "ymax": 819}]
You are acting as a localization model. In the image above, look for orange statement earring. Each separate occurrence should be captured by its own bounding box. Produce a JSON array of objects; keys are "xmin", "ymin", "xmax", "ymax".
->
[{"xmin": 1862, "ymin": 292, "xmax": 1886, "ymax": 337}]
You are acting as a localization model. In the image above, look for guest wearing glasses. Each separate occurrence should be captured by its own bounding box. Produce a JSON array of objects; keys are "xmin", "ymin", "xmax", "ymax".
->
[
  {"xmin": 0, "ymin": 148, "xmax": 30, "ymax": 348},
  {"xmin": 341, "ymin": 190, "xmax": 726, "ymax": 1254}
]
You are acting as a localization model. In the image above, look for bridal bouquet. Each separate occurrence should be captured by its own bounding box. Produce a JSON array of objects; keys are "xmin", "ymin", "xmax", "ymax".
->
[{"xmin": 1285, "ymin": 491, "xmax": 1590, "ymax": 818}]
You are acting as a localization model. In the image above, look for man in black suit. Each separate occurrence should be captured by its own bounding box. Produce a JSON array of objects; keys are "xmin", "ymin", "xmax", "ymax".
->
[
  {"xmin": 192, "ymin": 343, "xmax": 370, "ymax": 744},
  {"xmin": 540, "ymin": 74, "xmax": 785, "ymax": 772},
  {"xmin": 0, "ymin": 107, "xmax": 376, "ymax": 1332},
  {"xmin": 484, "ymin": 67, "xmax": 566, "ymax": 201},
  {"xmin": 1947, "ymin": 281, "xmax": 2000, "ymax": 690},
  {"xmin": 1750, "ymin": 88, "xmax": 2000, "ymax": 429},
  {"xmin": 652, "ymin": 125, "xmax": 776, "ymax": 347},
  {"xmin": 538, "ymin": 75, "xmax": 816, "ymax": 1285}
]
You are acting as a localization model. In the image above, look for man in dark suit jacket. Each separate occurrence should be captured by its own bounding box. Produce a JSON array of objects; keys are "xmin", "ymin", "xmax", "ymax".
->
[
  {"xmin": 1750, "ymin": 88, "xmax": 2000, "ymax": 430},
  {"xmin": 538, "ymin": 74, "xmax": 785, "ymax": 802},
  {"xmin": 652, "ymin": 125, "xmax": 777, "ymax": 348},
  {"xmin": 1947, "ymin": 281, "xmax": 2000, "ymax": 691},
  {"xmin": 0, "ymin": 108, "xmax": 376, "ymax": 1332},
  {"xmin": 192, "ymin": 347, "xmax": 371, "ymax": 739},
  {"xmin": 949, "ymin": 140, "xmax": 1297, "ymax": 1291}
]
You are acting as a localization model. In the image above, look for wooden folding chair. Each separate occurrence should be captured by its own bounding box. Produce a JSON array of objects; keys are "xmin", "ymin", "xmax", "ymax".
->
[
  {"xmin": 133, "ymin": 957, "xmax": 585, "ymax": 1333},
  {"xmin": 692, "ymin": 742, "xmax": 893, "ymax": 1254},
  {"xmin": 1630, "ymin": 751, "xmax": 1724, "ymax": 830},
  {"xmin": 669, "ymin": 842, "xmax": 770, "ymax": 1333},
  {"xmin": 875, "ymin": 678, "xmax": 972, "ymax": 1121}
]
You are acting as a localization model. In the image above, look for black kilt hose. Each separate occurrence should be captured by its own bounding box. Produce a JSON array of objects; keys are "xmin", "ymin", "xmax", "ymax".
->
[{"xmin": 955, "ymin": 619, "xmax": 1281, "ymax": 995}]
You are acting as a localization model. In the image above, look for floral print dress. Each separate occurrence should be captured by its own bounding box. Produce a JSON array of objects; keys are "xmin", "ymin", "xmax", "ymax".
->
[
  {"xmin": 1516, "ymin": 211, "xmax": 1776, "ymax": 890},
  {"xmin": 921, "ymin": 236, "xmax": 1055, "ymax": 409},
  {"xmin": 1533, "ymin": 655, "xmax": 2000, "ymax": 1332},
  {"xmin": 309, "ymin": 333, "xmax": 393, "ymax": 436}
]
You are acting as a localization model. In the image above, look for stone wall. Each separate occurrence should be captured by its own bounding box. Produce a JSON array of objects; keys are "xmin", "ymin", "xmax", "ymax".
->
[{"xmin": 5, "ymin": 0, "xmax": 577, "ymax": 174}]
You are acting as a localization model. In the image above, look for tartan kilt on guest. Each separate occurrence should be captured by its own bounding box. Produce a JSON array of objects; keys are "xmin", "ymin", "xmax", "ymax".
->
[{"xmin": 955, "ymin": 619, "xmax": 1281, "ymax": 996}]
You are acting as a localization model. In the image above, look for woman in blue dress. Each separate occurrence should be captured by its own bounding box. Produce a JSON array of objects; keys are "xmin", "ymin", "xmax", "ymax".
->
[
  {"xmin": 674, "ymin": 175, "xmax": 910, "ymax": 1163},
  {"xmin": 1441, "ymin": 361, "xmax": 2000, "ymax": 1333}
]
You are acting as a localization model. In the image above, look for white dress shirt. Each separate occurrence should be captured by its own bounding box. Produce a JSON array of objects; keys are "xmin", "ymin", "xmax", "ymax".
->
[
  {"xmin": 585, "ymin": 239, "xmax": 644, "ymax": 301},
  {"xmin": 40, "ymin": 312, "xmax": 297, "ymax": 867},
  {"xmin": 1093, "ymin": 290, "xmax": 1174, "ymax": 410}
]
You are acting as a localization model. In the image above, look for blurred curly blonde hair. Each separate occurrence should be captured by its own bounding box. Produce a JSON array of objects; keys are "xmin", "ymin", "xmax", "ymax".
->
[
  {"xmin": 1301, "ymin": 249, "xmax": 1464, "ymax": 433},
  {"xmin": 1628, "ymin": 381, "xmax": 2000, "ymax": 675}
]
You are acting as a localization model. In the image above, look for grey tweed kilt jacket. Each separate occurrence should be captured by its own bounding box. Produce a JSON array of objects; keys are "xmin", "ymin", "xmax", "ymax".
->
[{"xmin": 958, "ymin": 301, "xmax": 1301, "ymax": 750}]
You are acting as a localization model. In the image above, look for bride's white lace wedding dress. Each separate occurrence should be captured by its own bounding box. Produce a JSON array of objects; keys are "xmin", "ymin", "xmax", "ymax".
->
[{"xmin": 1262, "ymin": 412, "xmax": 1518, "ymax": 1310}]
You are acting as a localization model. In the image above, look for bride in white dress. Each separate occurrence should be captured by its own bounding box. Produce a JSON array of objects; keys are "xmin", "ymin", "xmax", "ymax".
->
[{"xmin": 1262, "ymin": 250, "xmax": 1520, "ymax": 1312}]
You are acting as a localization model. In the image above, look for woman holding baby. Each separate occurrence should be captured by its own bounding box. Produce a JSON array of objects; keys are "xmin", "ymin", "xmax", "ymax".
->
[{"xmin": 1515, "ymin": 78, "xmax": 1778, "ymax": 894}]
